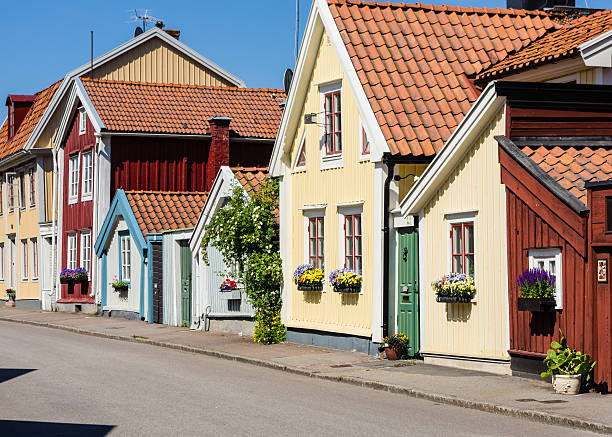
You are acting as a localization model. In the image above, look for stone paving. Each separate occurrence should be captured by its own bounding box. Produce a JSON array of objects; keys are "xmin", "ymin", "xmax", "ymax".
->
[{"xmin": 1, "ymin": 307, "xmax": 610, "ymax": 434}]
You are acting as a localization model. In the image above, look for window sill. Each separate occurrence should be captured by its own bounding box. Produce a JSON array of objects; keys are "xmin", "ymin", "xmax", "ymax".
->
[
  {"xmin": 68, "ymin": 198, "xmax": 78, "ymax": 205},
  {"xmin": 81, "ymin": 195, "xmax": 93, "ymax": 202}
]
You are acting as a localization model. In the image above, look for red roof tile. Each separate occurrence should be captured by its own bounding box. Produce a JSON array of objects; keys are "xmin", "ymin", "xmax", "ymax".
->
[
  {"xmin": 81, "ymin": 79, "xmax": 285, "ymax": 139},
  {"xmin": 477, "ymin": 10, "xmax": 612, "ymax": 81},
  {"xmin": 328, "ymin": 0, "xmax": 556, "ymax": 156},
  {"xmin": 231, "ymin": 167, "xmax": 268, "ymax": 196},
  {"xmin": 522, "ymin": 145, "xmax": 612, "ymax": 204},
  {"xmin": 0, "ymin": 80, "xmax": 61, "ymax": 160},
  {"xmin": 125, "ymin": 191, "xmax": 207, "ymax": 235}
]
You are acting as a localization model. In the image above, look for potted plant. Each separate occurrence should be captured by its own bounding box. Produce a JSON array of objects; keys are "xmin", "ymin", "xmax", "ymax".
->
[
  {"xmin": 219, "ymin": 278, "xmax": 242, "ymax": 299},
  {"xmin": 110, "ymin": 277, "xmax": 129, "ymax": 292},
  {"xmin": 329, "ymin": 268, "xmax": 362, "ymax": 293},
  {"xmin": 379, "ymin": 333, "xmax": 409, "ymax": 360},
  {"xmin": 60, "ymin": 269, "xmax": 76, "ymax": 284},
  {"xmin": 432, "ymin": 273, "xmax": 476, "ymax": 303},
  {"xmin": 5, "ymin": 289, "xmax": 16, "ymax": 307},
  {"xmin": 517, "ymin": 268, "xmax": 556, "ymax": 312},
  {"xmin": 73, "ymin": 267, "xmax": 89, "ymax": 283},
  {"xmin": 293, "ymin": 264, "xmax": 324, "ymax": 291},
  {"xmin": 541, "ymin": 331, "xmax": 596, "ymax": 395}
]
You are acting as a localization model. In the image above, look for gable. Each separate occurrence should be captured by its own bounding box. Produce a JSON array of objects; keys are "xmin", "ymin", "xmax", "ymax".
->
[{"xmin": 90, "ymin": 38, "xmax": 235, "ymax": 87}]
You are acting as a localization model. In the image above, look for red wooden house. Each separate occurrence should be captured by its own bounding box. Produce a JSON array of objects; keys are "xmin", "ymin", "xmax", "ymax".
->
[
  {"xmin": 496, "ymin": 82, "xmax": 612, "ymax": 390},
  {"xmin": 55, "ymin": 79, "xmax": 284, "ymax": 311}
]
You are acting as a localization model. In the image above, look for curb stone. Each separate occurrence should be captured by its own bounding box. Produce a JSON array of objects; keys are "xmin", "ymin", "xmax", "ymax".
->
[{"xmin": 1, "ymin": 315, "xmax": 610, "ymax": 435}]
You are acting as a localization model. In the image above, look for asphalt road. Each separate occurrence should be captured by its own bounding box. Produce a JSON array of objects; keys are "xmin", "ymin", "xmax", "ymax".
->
[{"xmin": 0, "ymin": 321, "xmax": 601, "ymax": 436}]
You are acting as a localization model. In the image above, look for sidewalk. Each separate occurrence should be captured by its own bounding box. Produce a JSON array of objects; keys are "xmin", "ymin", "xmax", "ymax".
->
[{"xmin": 1, "ymin": 307, "xmax": 610, "ymax": 434}]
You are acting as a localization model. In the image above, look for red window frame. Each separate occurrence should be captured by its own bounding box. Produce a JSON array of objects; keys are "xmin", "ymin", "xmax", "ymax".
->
[
  {"xmin": 28, "ymin": 167, "xmax": 36, "ymax": 207},
  {"xmin": 344, "ymin": 214, "xmax": 362, "ymax": 274},
  {"xmin": 362, "ymin": 128, "xmax": 370, "ymax": 155},
  {"xmin": 451, "ymin": 222, "xmax": 474, "ymax": 275},
  {"xmin": 308, "ymin": 217, "xmax": 324, "ymax": 269},
  {"xmin": 296, "ymin": 138, "xmax": 306, "ymax": 168},
  {"xmin": 324, "ymin": 90, "xmax": 342, "ymax": 155}
]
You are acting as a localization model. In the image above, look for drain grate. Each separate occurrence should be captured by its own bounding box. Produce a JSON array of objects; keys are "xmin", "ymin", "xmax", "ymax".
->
[{"xmin": 330, "ymin": 364, "xmax": 353, "ymax": 368}]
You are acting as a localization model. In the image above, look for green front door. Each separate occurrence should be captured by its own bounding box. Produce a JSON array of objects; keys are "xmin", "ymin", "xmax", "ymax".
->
[
  {"xmin": 180, "ymin": 241, "xmax": 192, "ymax": 327},
  {"xmin": 397, "ymin": 227, "xmax": 419, "ymax": 356}
]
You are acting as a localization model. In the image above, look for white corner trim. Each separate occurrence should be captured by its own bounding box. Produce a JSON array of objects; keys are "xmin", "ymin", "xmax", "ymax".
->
[
  {"xmin": 25, "ymin": 27, "xmax": 243, "ymax": 152},
  {"xmin": 400, "ymin": 81, "xmax": 503, "ymax": 217},
  {"xmin": 579, "ymin": 29, "xmax": 612, "ymax": 68}
]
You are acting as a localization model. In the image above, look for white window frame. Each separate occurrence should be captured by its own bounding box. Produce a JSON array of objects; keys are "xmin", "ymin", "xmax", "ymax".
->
[
  {"xmin": 293, "ymin": 132, "xmax": 307, "ymax": 172},
  {"xmin": 338, "ymin": 204, "xmax": 364, "ymax": 293},
  {"xmin": 7, "ymin": 174, "xmax": 15, "ymax": 212},
  {"xmin": 302, "ymin": 207, "xmax": 326, "ymax": 289},
  {"xmin": 27, "ymin": 166, "xmax": 36, "ymax": 208},
  {"xmin": 528, "ymin": 248, "xmax": 563, "ymax": 310},
  {"xmin": 21, "ymin": 239, "xmax": 28, "ymax": 281},
  {"xmin": 67, "ymin": 233, "xmax": 77, "ymax": 270},
  {"xmin": 445, "ymin": 211, "xmax": 477, "ymax": 301},
  {"xmin": 18, "ymin": 170, "xmax": 26, "ymax": 210},
  {"xmin": 359, "ymin": 119, "xmax": 371, "ymax": 160},
  {"xmin": 0, "ymin": 177, "xmax": 4, "ymax": 216},
  {"xmin": 31, "ymin": 238, "xmax": 38, "ymax": 280},
  {"xmin": 319, "ymin": 81, "xmax": 343, "ymax": 170},
  {"xmin": 80, "ymin": 230, "xmax": 91, "ymax": 276},
  {"xmin": 78, "ymin": 107, "xmax": 87, "ymax": 135},
  {"xmin": 0, "ymin": 243, "xmax": 5, "ymax": 281},
  {"xmin": 120, "ymin": 234, "xmax": 132, "ymax": 283},
  {"xmin": 81, "ymin": 150, "xmax": 93, "ymax": 201},
  {"xmin": 68, "ymin": 154, "xmax": 79, "ymax": 204}
]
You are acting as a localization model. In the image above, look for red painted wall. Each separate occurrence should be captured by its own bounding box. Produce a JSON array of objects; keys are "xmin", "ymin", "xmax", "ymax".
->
[
  {"xmin": 507, "ymin": 106, "xmax": 612, "ymax": 137},
  {"xmin": 500, "ymin": 145, "xmax": 610, "ymax": 388},
  {"xmin": 60, "ymin": 110, "xmax": 95, "ymax": 302}
]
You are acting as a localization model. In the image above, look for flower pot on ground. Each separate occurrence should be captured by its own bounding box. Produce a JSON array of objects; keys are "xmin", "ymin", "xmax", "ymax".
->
[
  {"xmin": 381, "ymin": 333, "xmax": 409, "ymax": 360},
  {"xmin": 5, "ymin": 289, "xmax": 16, "ymax": 307},
  {"xmin": 432, "ymin": 273, "xmax": 476, "ymax": 303},
  {"xmin": 293, "ymin": 264, "xmax": 324, "ymax": 291},
  {"xmin": 329, "ymin": 268, "xmax": 362, "ymax": 293},
  {"xmin": 541, "ymin": 330, "xmax": 596, "ymax": 395},
  {"xmin": 517, "ymin": 268, "xmax": 556, "ymax": 312}
]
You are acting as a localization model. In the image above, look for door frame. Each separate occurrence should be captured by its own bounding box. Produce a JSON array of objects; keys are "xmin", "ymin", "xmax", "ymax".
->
[
  {"xmin": 179, "ymin": 240, "xmax": 192, "ymax": 327},
  {"xmin": 396, "ymin": 226, "xmax": 420, "ymax": 357}
]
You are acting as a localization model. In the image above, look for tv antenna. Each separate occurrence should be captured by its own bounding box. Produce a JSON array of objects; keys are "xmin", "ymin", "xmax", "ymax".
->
[{"xmin": 129, "ymin": 9, "xmax": 164, "ymax": 32}]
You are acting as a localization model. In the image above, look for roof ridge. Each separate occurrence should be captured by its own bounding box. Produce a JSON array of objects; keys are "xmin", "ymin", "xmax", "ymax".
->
[
  {"xmin": 81, "ymin": 78, "xmax": 284, "ymax": 94},
  {"xmin": 231, "ymin": 166, "xmax": 269, "ymax": 171},
  {"xmin": 327, "ymin": 0, "xmax": 551, "ymax": 16}
]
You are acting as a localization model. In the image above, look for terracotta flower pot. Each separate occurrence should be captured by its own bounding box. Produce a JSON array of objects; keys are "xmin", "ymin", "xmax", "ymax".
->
[{"xmin": 385, "ymin": 346, "xmax": 398, "ymax": 360}]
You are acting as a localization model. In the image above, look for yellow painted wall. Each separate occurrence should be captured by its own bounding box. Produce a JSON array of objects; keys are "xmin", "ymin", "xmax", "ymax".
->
[
  {"xmin": 579, "ymin": 68, "xmax": 596, "ymax": 85},
  {"xmin": 90, "ymin": 38, "xmax": 235, "ymax": 87},
  {"xmin": 398, "ymin": 163, "xmax": 428, "ymax": 201},
  {"xmin": 0, "ymin": 158, "xmax": 42, "ymax": 301},
  {"xmin": 420, "ymin": 109, "xmax": 509, "ymax": 360},
  {"xmin": 285, "ymin": 29, "xmax": 375, "ymax": 337}
]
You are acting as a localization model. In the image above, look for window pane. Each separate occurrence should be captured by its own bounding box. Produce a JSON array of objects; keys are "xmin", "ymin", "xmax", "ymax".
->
[
  {"xmin": 355, "ymin": 237, "xmax": 362, "ymax": 256},
  {"xmin": 325, "ymin": 95, "xmax": 332, "ymax": 113},
  {"xmin": 466, "ymin": 255, "xmax": 474, "ymax": 276},
  {"xmin": 537, "ymin": 260, "xmax": 545, "ymax": 270},
  {"xmin": 334, "ymin": 114, "xmax": 341, "ymax": 132},
  {"xmin": 355, "ymin": 257, "xmax": 362, "ymax": 274},
  {"xmin": 335, "ymin": 133, "xmax": 342, "ymax": 151},
  {"xmin": 345, "ymin": 238, "xmax": 353, "ymax": 256},
  {"xmin": 346, "ymin": 256, "xmax": 353, "ymax": 270},
  {"xmin": 354, "ymin": 216, "xmax": 361, "ymax": 235},
  {"xmin": 317, "ymin": 220, "xmax": 324, "ymax": 237},
  {"xmin": 345, "ymin": 217, "xmax": 353, "ymax": 236},
  {"xmin": 309, "ymin": 238, "xmax": 316, "ymax": 256},
  {"xmin": 309, "ymin": 256, "xmax": 316, "ymax": 266},
  {"xmin": 452, "ymin": 226, "xmax": 462, "ymax": 254},
  {"xmin": 317, "ymin": 239, "xmax": 324, "ymax": 256},
  {"xmin": 309, "ymin": 220, "xmax": 315, "ymax": 237},
  {"xmin": 549, "ymin": 260, "xmax": 556, "ymax": 276},
  {"xmin": 453, "ymin": 255, "xmax": 463, "ymax": 273},
  {"xmin": 333, "ymin": 93, "xmax": 340, "ymax": 112},
  {"xmin": 465, "ymin": 224, "xmax": 474, "ymax": 253}
]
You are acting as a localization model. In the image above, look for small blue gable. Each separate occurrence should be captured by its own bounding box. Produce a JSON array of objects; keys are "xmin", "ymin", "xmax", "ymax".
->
[{"xmin": 94, "ymin": 189, "xmax": 147, "ymax": 257}]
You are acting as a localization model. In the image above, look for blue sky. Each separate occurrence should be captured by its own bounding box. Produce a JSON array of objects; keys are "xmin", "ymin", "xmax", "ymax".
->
[{"xmin": 0, "ymin": 0, "xmax": 608, "ymax": 120}]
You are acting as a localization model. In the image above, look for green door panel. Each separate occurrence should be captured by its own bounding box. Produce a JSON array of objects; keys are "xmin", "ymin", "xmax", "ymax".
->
[
  {"xmin": 180, "ymin": 241, "xmax": 192, "ymax": 326},
  {"xmin": 397, "ymin": 228, "xmax": 419, "ymax": 357}
]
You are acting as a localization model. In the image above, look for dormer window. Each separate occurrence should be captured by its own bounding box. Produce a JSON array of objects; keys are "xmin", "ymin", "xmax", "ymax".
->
[
  {"xmin": 5, "ymin": 94, "xmax": 35, "ymax": 140},
  {"xmin": 78, "ymin": 107, "xmax": 87, "ymax": 135}
]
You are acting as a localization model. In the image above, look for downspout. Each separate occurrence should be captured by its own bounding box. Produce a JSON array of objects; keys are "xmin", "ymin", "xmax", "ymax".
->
[{"xmin": 382, "ymin": 155, "xmax": 395, "ymax": 339}]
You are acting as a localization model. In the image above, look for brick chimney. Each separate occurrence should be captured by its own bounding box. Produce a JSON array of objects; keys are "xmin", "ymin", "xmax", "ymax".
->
[{"xmin": 206, "ymin": 116, "xmax": 232, "ymax": 191}]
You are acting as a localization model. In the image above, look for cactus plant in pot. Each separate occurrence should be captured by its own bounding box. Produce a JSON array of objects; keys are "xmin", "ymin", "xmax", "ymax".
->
[{"xmin": 541, "ymin": 331, "xmax": 596, "ymax": 395}]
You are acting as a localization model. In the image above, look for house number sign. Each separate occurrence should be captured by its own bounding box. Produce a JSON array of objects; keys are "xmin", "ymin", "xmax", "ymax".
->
[{"xmin": 598, "ymin": 259, "xmax": 607, "ymax": 283}]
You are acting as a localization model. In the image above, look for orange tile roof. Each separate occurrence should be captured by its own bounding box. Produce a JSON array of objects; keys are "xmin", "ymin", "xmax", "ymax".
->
[
  {"xmin": 232, "ymin": 167, "xmax": 268, "ymax": 196},
  {"xmin": 81, "ymin": 79, "xmax": 285, "ymax": 139},
  {"xmin": 477, "ymin": 10, "xmax": 612, "ymax": 81},
  {"xmin": 125, "ymin": 191, "xmax": 207, "ymax": 235},
  {"xmin": 0, "ymin": 80, "xmax": 61, "ymax": 160},
  {"xmin": 522, "ymin": 145, "xmax": 612, "ymax": 204},
  {"xmin": 328, "ymin": 0, "xmax": 556, "ymax": 156}
]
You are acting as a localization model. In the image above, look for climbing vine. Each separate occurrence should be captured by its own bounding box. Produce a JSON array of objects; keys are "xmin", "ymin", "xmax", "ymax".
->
[{"xmin": 201, "ymin": 178, "xmax": 285, "ymax": 344}]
